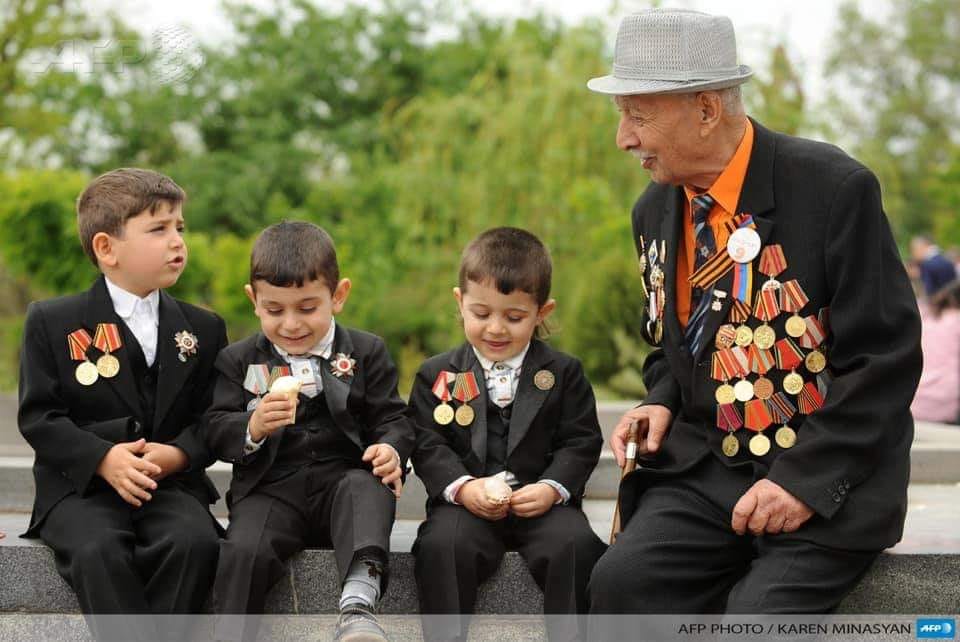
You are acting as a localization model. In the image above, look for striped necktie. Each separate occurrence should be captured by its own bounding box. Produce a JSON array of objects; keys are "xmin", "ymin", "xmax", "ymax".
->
[{"xmin": 684, "ymin": 193, "xmax": 717, "ymax": 354}]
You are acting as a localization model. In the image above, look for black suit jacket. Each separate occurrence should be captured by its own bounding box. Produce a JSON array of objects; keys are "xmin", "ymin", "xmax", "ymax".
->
[
  {"xmin": 18, "ymin": 275, "xmax": 227, "ymax": 535},
  {"xmin": 625, "ymin": 119, "xmax": 922, "ymax": 550},
  {"xmin": 410, "ymin": 340, "xmax": 603, "ymax": 507},
  {"xmin": 205, "ymin": 325, "xmax": 415, "ymax": 506}
]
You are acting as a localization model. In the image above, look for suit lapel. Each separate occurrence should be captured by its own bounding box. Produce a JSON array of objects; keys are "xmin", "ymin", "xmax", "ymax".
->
[
  {"xmin": 82, "ymin": 276, "xmax": 140, "ymax": 417},
  {"xmin": 506, "ymin": 341, "xmax": 553, "ymax": 458},
  {"xmin": 660, "ymin": 187, "xmax": 694, "ymax": 372},
  {"xmin": 450, "ymin": 345, "xmax": 488, "ymax": 466},
  {"xmin": 153, "ymin": 292, "xmax": 199, "ymax": 431},
  {"xmin": 319, "ymin": 325, "xmax": 361, "ymax": 449}
]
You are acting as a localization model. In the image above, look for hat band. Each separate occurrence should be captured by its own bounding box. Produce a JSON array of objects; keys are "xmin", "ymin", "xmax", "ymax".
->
[{"xmin": 613, "ymin": 63, "xmax": 742, "ymax": 82}]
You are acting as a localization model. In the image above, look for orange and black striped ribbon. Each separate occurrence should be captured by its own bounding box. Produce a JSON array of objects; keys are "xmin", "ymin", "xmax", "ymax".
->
[
  {"xmin": 758, "ymin": 244, "xmax": 787, "ymax": 279},
  {"xmin": 753, "ymin": 289, "xmax": 780, "ymax": 322},
  {"xmin": 766, "ymin": 392, "xmax": 797, "ymax": 423},
  {"xmin": 727, "ymin": 299, "xmax": 751, "ymax": 324},
  {"xmin": 780, "ymin": 279, "xmax": 809, "ymax": 313},
  {"xmin": 67, "ymin": 329, "xmax": 93, "ymax": 361},
  {"xmin": 92, "ymin": 323, "xmax": 122, "ymax": 353},
  {"xmin": 798, "ymin": 382, "xmax": 825, "ymax": 414}
]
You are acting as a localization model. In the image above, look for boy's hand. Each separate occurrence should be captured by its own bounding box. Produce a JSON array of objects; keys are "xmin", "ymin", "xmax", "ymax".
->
[
  {"xmin": 248, "ymin": 392, "xmax": 298, "ymax": 442},
  {"xmin": 363, "ymin": 444, "xmax": 402, "ymax": 498},
  {"xmin": 141, "ymin": 442, "xmax": 189, "ymax": 481},
  {"xmin": 509, "ymin": 483, "xmax": 560, "ymax": 518},
  {"xmin": 457, "ymin": 478, "xmax": 510, "ymax": 521},
  {"xmin": 96, "ymin": 439, "xmax": 161, "ymax": 507}
]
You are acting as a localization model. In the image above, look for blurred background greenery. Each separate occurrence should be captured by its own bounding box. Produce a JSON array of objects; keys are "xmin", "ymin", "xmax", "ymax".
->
[{"xmin": 1, "ymin": 0, "xmax": 958, "ymax": 397}]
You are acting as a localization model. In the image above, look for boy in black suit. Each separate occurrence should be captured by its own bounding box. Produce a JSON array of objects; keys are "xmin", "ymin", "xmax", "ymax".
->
[
  {"xmin": 17, "ymin": 168, "xmax": 227, "ymax": 640},
  {"xmin": 206, "ymin": 221, "xmax": 414, "ymax": 642},
  {"xmin": 410, "ymin": 227, "xmax": 607, "ymax": 641}
]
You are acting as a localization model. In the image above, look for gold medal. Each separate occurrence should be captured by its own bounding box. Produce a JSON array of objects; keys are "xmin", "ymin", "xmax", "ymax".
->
[
  {"xmin": 722, "ymin": 433, "xmax": 740, "ymax": 457},
  {"xmin": 753, "ymin": 325, "xmax": 776, "ymax": 350},
  {"xmin": 785, "ymin": 315, "xmax": 806, "ymax": 338},
  {"xmin": 715, "ymin": 383, "xmax": 736, "ymax": 405},
  {"xmin": 455, "ymin": 404, "xmax": 475, "ymax": 427},
  {"xmin": 783, "ymin": 372, "xmax": 804, "ymax": 395},
  {"xmin": 733, "ymin": 379, "xmax": 754, "ymax": 402},
  {"xmin": 805, "ymin": 350, "xmax": 826, "ymax": 374},
  {"xmin": 734, "ymin": 325, "xmax": 754, "ymax": 348},
  {"xmin": 753, "ymin": 376, "xmax": 774, "ymax": 400},
  {"xmin": 775, "ymin": 425, "xmax": 797, "ymax": 448},
  {"xmin": 75, "ymin": 361, "xmax": 99, "ymax": 386},
  {"xmin": 433, "ymin": 403, "xmax": 455, "ymax": 425},
  {"xmin": 534, "ymin": 370, "xmax": 555, "ymax": 391},
  {"xmin": 749, "ymin": 432, "xmax": 771, "ymax": 456},
  {"xmin": 96, "ymin": 353, "xmax": 120, "ymax": 378}
]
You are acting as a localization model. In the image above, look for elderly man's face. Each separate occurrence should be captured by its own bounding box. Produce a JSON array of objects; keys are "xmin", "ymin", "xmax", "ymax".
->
[{"xmin": 615, "ymin": 93, "xmax": 706, "ymax": 186}]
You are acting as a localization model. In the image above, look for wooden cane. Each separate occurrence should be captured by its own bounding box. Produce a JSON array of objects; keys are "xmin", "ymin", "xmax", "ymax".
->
[{"xmin": 609, "ymin": 421, "xmax": 640, "ymax": 545}]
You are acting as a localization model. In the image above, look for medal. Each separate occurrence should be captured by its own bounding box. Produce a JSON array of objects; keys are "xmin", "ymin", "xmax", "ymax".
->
[
  {"xmin": 451, "ymin": 372, "xmax": 481, "ymax": 427},
  {"xmin": 268, "ymin": 365, "xmax": 292, "ymax": 388},
  {"xmin": 534, "ymin": 370, "xmax": 555, "ymax": 391},
  {"xmin": 749, "ymin": 432, "xmax": 771, "ymax": 456},
  {"xmin": 775, "ymin": 425, "xmax": 797, "ymax": 448},
  {"xmin": 246, "ymin": 397, "xmax": 260, "ymax": 411},
  {"xmin": 75, "ymin": 361, "xmax": 99, "ymax": 386},
  {"xmin": 797, "ymin": 381, "xmax": 825, "ymax": 414},
  {"xmin": 744, "ymin": 398, "xmax": 773, "ymax": 432},
  {"xmin": 728, "ymin": 299, "xmax": 751, "ymax": 325},
  {"xmin": 752, "ymin": 325, "xmax": 775, "ymax": 350},
  {"xmin": 711, "ymin": 352, "xmax": 736, "ymax": 404},
  {"xmin": 174, "ymin": 330, "xmax": 199, "ymax": 362},
  {"xmin": 727, "ymin": 227, "xmax": 761, "ymax": 264},
  {"xmin": 783, "ymin": 372, "xmax": 804, "ymax": 395},
  {"xmin": 455, "ymin": 404, "xmax": 475, "ymax": 426},
  {"xmin": 715, "ymin": 324, "xmax": 737, "ymax": 350},
  {"xmin": 747, "ymin": 344, "xmax": 775, "ymax": 400},
  {"xmin": 637, "ymin": 235, "xmax": 649, "ymax": 298},
  {"xmin": 752, "ymin": 289, "xmax": 779, "ymax": 350},
  {"xmin": 805, "ymin": 350, "xmax": 827, "ymax": 374},
  {"xmin": 734, "ymin": 324, "xmax": 754, "ymax": 347},
  {"xmin": 68, "ymin": 329, "xmax": 98, "ymax": 386},
  {"xmin": 434, "ymin": 404, "xmax": 455, "ymax": 425},
  {"xmin": 92, "ymin": 323, "xmax": 122, "ymax": 378},
  {"xmin": 758, "ymin": 245, "xmax": 787, "ymax": 292},
  {"xmin": 431, "ymin": 371, "xmax": 456, "ymax": 426},
  {"xmin": 798, "ymin": 314, "xmax": 827, "ymax": 350},
  {"xmin": 734, "ymin": 379, "xmax": 754, "ymax": 402},
  {"xmin": 711, "ymin": 289, "xmax": 727, "ymax": 312},
  {"xmin": 715, "ymin": 384, "xmax": 736, "ymax": 405},
  {"xmin": 780, "ymin": 280, "xmax": 810, "ymax": 338},
  {"xmin": 767, "ymin": 392, "xmax": 797, "ymax": 424},
  {"xmin": 775, "ymin": 338, "xmax": 805, "ymax": 395},
  {"xmin": 243, "ymin": 364, "xmax": 270, "ymax": 395},
  {"xmin": 722, "ymin": 433, "xmax": 740, "ymax": 457},
  {"xmin": 753, "ymin": 377, "xmax": 774, "ymax": 400}
]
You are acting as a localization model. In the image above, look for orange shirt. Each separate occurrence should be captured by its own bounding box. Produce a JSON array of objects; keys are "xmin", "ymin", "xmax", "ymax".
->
[{"xmin": 676, "ymin": 119, "xmax": 755, "ymax": 328}]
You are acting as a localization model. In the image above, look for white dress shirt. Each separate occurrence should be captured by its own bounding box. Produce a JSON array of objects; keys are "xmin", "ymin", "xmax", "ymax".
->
[{"xmin": 105, "ymin": 278, "xmax": 159, "ymax": 367}]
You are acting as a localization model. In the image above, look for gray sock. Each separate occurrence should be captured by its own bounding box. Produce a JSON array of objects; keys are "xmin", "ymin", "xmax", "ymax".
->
[{"xmin": 339, "ymin": 558, "xmax": 382, "ymax": 610}]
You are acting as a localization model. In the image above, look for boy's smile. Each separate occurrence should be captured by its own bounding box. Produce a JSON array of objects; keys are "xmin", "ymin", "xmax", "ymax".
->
[
  {"xmin": 246, "ymin": 278, "xmax": 351, "ymax": 356},
  {"xmin": 455, "ymin": 279, "xmax": 555, "ymax": 363}
]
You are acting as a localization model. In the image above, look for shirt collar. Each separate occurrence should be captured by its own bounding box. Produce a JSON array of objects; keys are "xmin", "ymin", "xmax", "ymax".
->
[
  {"xmin": 273, "ymin": 319, "xmax": 337, "ymax": 361},
  {"xmin": 472, "ymin": 343, "xmax": 530, "ymax": 374},
  {"xmin": 104, "ymin": 277, "xmax": 159, "ymax": 322},
  {"xmin": 683, "ymin": 118, "xmax": 754, "ymax": 217}
]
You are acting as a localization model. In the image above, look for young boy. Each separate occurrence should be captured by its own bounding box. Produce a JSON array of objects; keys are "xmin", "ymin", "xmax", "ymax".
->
[
  {"xmin": 410, "ymin": 227, "xmax": 608, "ymax": 641},
  {"xmin": 17, "ymin": 168, "xmax": 226, "ymax": 640},
  {"xmin": 205, "ymin": 221, "xmax": 414, "ymax": 642}
]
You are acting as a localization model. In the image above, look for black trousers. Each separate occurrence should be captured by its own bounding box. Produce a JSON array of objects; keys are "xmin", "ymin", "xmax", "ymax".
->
[
  {"xmin": 414, "ymin": 503, "xmax": 607, "ymax": 641},
  {"xmin": 588, "ymin": 454, "xmax": 879, "ymax": 617},
  {"xmin": 213, "ymin": 461, "xmax": 396, "ymax": 616},
  {"xmin": 37, "ymin": 483, "xmax": 220, "ymax": 641}
]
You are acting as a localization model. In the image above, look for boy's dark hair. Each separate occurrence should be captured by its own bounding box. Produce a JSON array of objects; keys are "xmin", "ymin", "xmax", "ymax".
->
[
  {"xmin": 250, "ymin": 221, "xmax": 339, "ymax": 292},
  {"xmin": 77, "ymin": 168, "xmax": 186, "ymax": 267},
  {"xmin": 459, "ymin": 227, "xmax": 552, "ymax": 305}
]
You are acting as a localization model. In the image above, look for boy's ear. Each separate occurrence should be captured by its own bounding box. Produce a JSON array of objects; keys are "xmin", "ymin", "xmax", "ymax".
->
[
  {"xmin": 91, "ymin": 232, "xmax": 118, "ymax": 268},
  {"xmin": 332, "ymin": 278, "xmax": 351, "ymax": 313},
  {"xmin": 453, "ymin": 286, "xmax": 463, "ymax": 306},
  {"xmin": 538, "ymin": 298, "xmax": 557, "ymax": 323},
  {"xmin": 244, "ymin": 284, "xmax": 257, "ymax": 309}
]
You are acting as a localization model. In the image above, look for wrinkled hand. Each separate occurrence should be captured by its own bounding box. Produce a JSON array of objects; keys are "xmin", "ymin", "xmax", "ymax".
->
[
  {"xmin": 248, "ymin": 392, "xmax": 298, "ymax": 442},
  {"xmin": 509, "ymin": 483, "xmax": 559, "ymax": 518},
  {"xmin": 141, "ymin": 442, "xmax": 189, "ymax": 481},
  {"xmin": 731, "ymin": 479, "xmax": 815, "ymax": 536},
  {"xmin": 610, "ymin": 404, "xmax": 673, "ymax": 466},
  {"xmin": 457, "ymin": 478, "xmax": 509, "ymax": 521},
  {"xmin": 363, "ymin": 444, "xmax": 402, "ymax": 497},
  {"xmin": 96, "ymin": 439, "xmax": 161, "ymax": 507}
]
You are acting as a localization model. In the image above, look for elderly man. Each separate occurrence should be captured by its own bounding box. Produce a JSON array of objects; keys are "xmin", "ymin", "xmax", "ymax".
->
[{"xmin": 587, "ymin": 9, "xmax": 921, "ymax": 614}]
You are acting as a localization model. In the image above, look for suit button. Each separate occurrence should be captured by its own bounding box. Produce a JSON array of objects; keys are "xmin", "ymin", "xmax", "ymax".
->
[
  {"xmin": 838, "ymin": 486, "xmax": 846, "ymax": 496},
  {"xmin": 132, "ymin": 420, "xmax": 143, "ymax": 436},
  {"xmin": 832, "ymin": 492, "xmax": 842, "ymax": 503}
]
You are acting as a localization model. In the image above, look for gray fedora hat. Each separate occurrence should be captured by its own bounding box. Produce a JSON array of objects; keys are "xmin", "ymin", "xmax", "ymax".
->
[{"xmin": 587, "ymin": 9, "xmax": 753, "ymax": 95}]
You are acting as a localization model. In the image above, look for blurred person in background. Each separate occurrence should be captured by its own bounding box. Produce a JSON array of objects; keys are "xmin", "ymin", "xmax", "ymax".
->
[
  {"xmin": 911, "ymin": 280, "xmax": 960, "ymax": 424},
  {"xmin": 910, "ymin": 235, "xmax": 957, "ymax": 298}
]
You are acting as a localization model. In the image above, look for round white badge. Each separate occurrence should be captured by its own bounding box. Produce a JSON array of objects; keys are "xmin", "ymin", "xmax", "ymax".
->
[{"xmin": 726, "ymin": 228, "xmax": 762, "ymax": 264}]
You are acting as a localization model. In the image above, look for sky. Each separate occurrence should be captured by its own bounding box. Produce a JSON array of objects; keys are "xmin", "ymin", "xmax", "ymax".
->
[{"xmin": 84, "ymin": 0, "xmax": 873, "ymax": 103}]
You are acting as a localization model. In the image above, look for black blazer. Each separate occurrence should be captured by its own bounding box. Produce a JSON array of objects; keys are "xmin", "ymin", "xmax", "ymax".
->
[
  {"xmin": 410, "ymin": 340, "xmax": 603, "ymax": 507},
  {"xmin": 626, "ymin": 119, "xmax": 922, "ymax": 550},
  {"xmin": 18, "ymin": 275, "xmax": 227, "ymax": 535},
  {"xmin": 205, "ymin": 325, "xmax": 415, "ymax": 506}
]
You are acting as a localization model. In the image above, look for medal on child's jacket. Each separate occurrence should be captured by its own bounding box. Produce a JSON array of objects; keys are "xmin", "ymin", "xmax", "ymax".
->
[
  {"xmin": 92, "ymin": 323, "xmax": 122, "ymax": 378},
  {"xmin": 451, "ymin": 372, "xmax": 480, "ymax": 426},
  {"xmin": 174, "ymin": 330, "xmax": 198, "ymax": 362},
  {"xmin": 330, "ymin": 353, "xmax": 356, "ymax": 378},
  {"xmin": 68, "ymin": 328, "xmax": 99, "ymax": 386},
  {"xmin": 534, "ymin": 370, "xmax": 555, "ymax": 391},
  {"xmin": 431, "ymin": 371, "xmax": 456, "ymax": 426}
]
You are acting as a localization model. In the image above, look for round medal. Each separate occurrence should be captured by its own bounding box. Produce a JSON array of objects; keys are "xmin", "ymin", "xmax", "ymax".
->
[
  {"xmin": 753, "ymin": 325, "xmax": 776, "ymax": 350},
  {"xmin": 75, "ymin": 361, "xmax": 99, "ymax": 386},
  {"xmin": 715, "ymin": 383, "xmax": 736, "ymax": 405},
  {"xmin": 722, "ymin": 433, "xmax": 740, "ymax": 457},
  {"xmin": 753, "ymin": 376, "xmax": 774, "ymax": 400},
  {"xmin": 734, "ymin": 325, "xmax": 754, "ymax": 348},
  {"xmin": 534, "ymin": 370, "xmax": 555, "ymax": 391},
  {"xmin": 749, "ymin": 432, "xmax": 771, "ymax": 456},
  {"xmin": 455, "ymin": 404, "xmax": 475, "ymax": 427},
  {"xmin": 785, "ymin": 315, "xmax": 807, "ymax": 338},
  {"xmin": 783, "ymin": 372, "xmax": 804, "ymax": 395},
  {"xmin": 96, "ymin": 353, "xmax": 120, "ymax": 378},
  {"xmin": 733, "ymin": 379, "xmax": 754, "ymax": 403},
  {"xmin": 433, "ymin": 403, "xmax": 455, "ymax": 426},
  {"xmin": 775, "ymin": 425, "xmax": 797, "ymax": 449},
  {"xmin": 726, "ymin": 228, "xmax": 762, "ymax": 263},
  {"xmin": 761, "ymin": 278, "xmax": 782, "ymax": 292},
  {"xmin": 246, "ymin": 397, "xmax": 260, "ymax": 411},
  {"xmin": 805, "ymin": 350, "xmax": 826, "ymax": 374}
]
